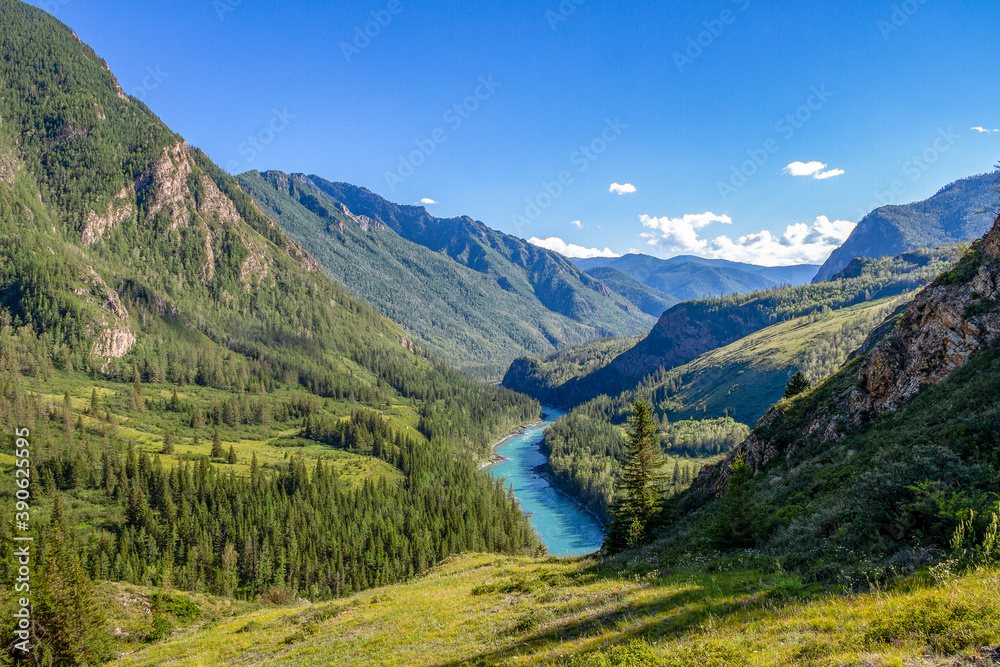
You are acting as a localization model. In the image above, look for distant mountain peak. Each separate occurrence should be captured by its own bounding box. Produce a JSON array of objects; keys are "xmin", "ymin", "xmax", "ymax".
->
[{"xmin": 813, "ymin": 171, "xmax": 997, "ymax": 283}]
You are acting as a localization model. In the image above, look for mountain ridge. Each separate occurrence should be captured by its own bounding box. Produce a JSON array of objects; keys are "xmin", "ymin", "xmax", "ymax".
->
[{"xmin": 813, "ymin": 171, "xmax": 997, "ymax": 282}]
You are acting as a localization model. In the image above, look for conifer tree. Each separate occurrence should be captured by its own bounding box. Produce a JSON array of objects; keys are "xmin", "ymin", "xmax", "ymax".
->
[
  {"xmin": 31, "ymin": 497, "xmax": 113, "ymax": 665},
  {"xmin": 163, "ymin": 429, "xmax": 174, "ymax": 455},
  {"xmin": 784, "ymin": 371, "xmax": 810, "ymax": 399},
  {"xmin": 605, "ymin": 400, "xmax": 667, "ymax": 552},
  {"xmin": 712, "ymin": 452, "xmax": 755, "ymax": 548},
  {"xmin": 212, "ymin": 429, "xmax": 223, "ymax": 458},
  {"xmin": 227, "ymin": 444, "xmax": 237, "ymax": 465}
]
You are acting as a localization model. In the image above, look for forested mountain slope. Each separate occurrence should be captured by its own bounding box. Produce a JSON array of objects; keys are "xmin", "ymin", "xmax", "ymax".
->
[
  {"xmin": 282, "ymin": 175, "xmax": 656, "ymax": 339},
  {"xmin": 504, "ymin": 247, "xmax": 960, "ymax": 408},
  {"xmin": 0, "ymin": 5, "xmax": 540, "ymax": 660},
  {"xmin": 237, "ymin": 170, "xmax": 656, "ymax": 378},
  {"xmin": 813, "ymin": 171, "xmax": 997, "ymax": 282}
]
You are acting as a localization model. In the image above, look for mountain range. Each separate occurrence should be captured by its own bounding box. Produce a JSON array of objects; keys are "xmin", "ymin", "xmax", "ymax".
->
[
  {"xmin": 235, "ymin": 171, "xmax": 657, "ymax": 379},
  {"xmin": 503, "ymin": 246, "xmax": 960, "ymax": 409},
  {"xmin": 575, "ymin": 253, "xmax": 820, "ymax": 301}
]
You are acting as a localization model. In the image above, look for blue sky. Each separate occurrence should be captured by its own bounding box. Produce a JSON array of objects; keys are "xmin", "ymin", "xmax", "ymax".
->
[{"xmin": 31, "ymin": 0, "xmax": 1000, "ymax": 265}]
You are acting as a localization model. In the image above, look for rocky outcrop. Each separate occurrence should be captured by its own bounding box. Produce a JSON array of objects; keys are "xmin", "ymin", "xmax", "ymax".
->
[
  {"xmin": 148, "ymin": 141, "xmax": 193, "ymax": 230},
  {"xmin": 697, "ymin": 214, "xmax": 1000, "ymax": 494},
  {"xmin": 0, "ymin": 151, "xmax": 17, "ymax": 185},
  {"xmin": 82, "ymin": 185, "xmax": 134, "ymax": 246},
  {"xmin": 80, "ymin": 267, "xmax": 136, "ymax": 369},
  {"xmin": 337, "ymin": 202, "xmax": 382, "ymax": 232},
  {"xmin": 855, "ymin": 216, "xmax": 1000, "ymax": 413}
]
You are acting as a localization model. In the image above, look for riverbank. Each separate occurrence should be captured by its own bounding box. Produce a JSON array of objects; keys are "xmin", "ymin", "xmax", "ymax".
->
[
  {"xmin": 530, "ymin": 462, "xmax": 609, "ymax": 528},
  {"xmin": 477, "ymin": 419, "xmax": 545, "ymax": 471}
]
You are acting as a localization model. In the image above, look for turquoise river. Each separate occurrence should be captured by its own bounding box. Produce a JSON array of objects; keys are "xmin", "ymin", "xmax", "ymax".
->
[{"xmin": 485, "ymin": 406, "xmax": 605, "ymax": 556}]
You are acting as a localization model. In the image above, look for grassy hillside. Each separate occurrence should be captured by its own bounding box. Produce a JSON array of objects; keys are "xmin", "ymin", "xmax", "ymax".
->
[
  {"xmin": 529, "ymin": 291, "xmax": 928, "ymax": 521},
  {"xmin": 504, "ymin": 246, "xmax": 961, "ymax": 409},
  {"xmin": 236, "ymin": 171, "xmax": 653, "ymax": 379},
  {"xmin": 649, "ymin": 295, "xmax": 909, "ymax": 425},
  {"xmin": 103, "ymin": 550, "xmax": 1000, "ymax": 666},
  {"xmin": 814, "ymin": 171, "xmax": 997, "ymax": 282}
]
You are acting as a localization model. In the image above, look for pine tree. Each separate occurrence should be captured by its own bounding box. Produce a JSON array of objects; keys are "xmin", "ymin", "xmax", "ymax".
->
[
  {"xmin": 32, "ymin": 497, "xmax": 113, "ymax": 665},
  {"xmin": 227, "ymin": 444, "xmax": 237, "ymax": 465},
  {"xmin": 605, "ymin": 400, "xmax": 667, "ymax": 552},
  {"xmin": 712, "ymin": 452, "xmax": 755, "ymax": 548},
  {"xmin": 163, "ymin": 429, "xmax": 174, "ymax": 455},
  {"xmin": 784, "ymin": 371, "xmax": 811, "ymax": 399},
  {"xmin": 212, "ymin": 429, "xmax": 223, "ymax": 458},
  {"xmin": 89, "ymin": 388, "xmax": 100, "ymax": 416}
]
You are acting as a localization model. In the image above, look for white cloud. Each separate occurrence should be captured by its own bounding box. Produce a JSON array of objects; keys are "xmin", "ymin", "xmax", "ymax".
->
[
  {"xmin": 783, "ymin": 161, "xmax": 826, "ymax": 177},
  {"xmin": 783, "ymin": 161, "xmax": 845, "ymax": 180},
  {"xmin": 609, "ymin": 182, "xmax": 637, "ymax": 195},
  {"xmin": 418, "ymin": 197, "xmax": 438, "ymax": 205},
  {"xmin": 570, "ymin": 220, "xmax": 582, "ymax": 228},
  {"xmin": 638, "ymin": 212, "xmax": 733, "ymax": 252},
  {"xmin": 639, "ymin": 213, "xmax": 855, "ymax": 266},
  {"xmin": 528, "ymin": 236, "xmax": 620, "ymax": 259},
  {"xmin": 972, "ymin": 126, "xmax": 999, "ymax": 133}
]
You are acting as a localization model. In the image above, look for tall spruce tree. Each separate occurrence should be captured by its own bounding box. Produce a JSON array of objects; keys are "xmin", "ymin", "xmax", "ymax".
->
[
  {"xmin": 28, "ymin": 498, "xmax": 113, "ymax": 665},
  {"xmin": 605, "ymin": 400, "xmax": 667, "ymax": 552},
  {"xmin": 211, "ymin": 429, "xmax": 223, "ymax": 459}
]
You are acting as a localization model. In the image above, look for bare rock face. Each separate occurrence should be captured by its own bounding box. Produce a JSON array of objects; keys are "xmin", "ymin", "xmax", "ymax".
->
[
  {"xmin": 337, "ymin": 202, "xmax": 382, "ymax": 231},
  {"xmin": 696, "ymin": 214, "xmax": 1000, "ymax": 494},
  {"xmin": 0, "ymin": 151, "xmax": 17, "ymax": 185},
  {"xmin": 148, "ymin": 141, "xmax": 193, "ymax": 230},
  {"xmin": 82, "ymin": 185, "xmax": 134, "ymax": 246},
  {"xmin": 856, "ymin": 216, "xmax": 1000, "ymax": 414},
  {"xmin": 82, "ymin": 267, "xmax": 136, "ymax": 369}
]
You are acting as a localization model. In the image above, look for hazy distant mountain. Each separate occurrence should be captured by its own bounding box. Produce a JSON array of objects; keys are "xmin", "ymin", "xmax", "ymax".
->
[
  {"xmin": 574, "ymin": 253, "xmax": 819, "ymax": 302},
  {"xmin": 813, "ymin": 172, "xmax": 997, "ymax": 283},
  {"xmin": 582, "ymin": 267, "xmax": 679, "ymax": 317},
  {"xmin": 238, "ymin": 171, "xmax": 658, "ymax": 378}
]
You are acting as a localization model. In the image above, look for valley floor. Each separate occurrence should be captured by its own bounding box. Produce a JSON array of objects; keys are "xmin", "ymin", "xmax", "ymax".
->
[{"xmin": 109, "ymin": 549, "xmax": 1000, "ymax": 667}]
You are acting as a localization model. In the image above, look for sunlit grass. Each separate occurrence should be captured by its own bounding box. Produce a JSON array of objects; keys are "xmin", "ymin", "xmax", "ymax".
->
[{"xmin": 106, "ymin": 547, "xmax": 1000, "ymax": 667}]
